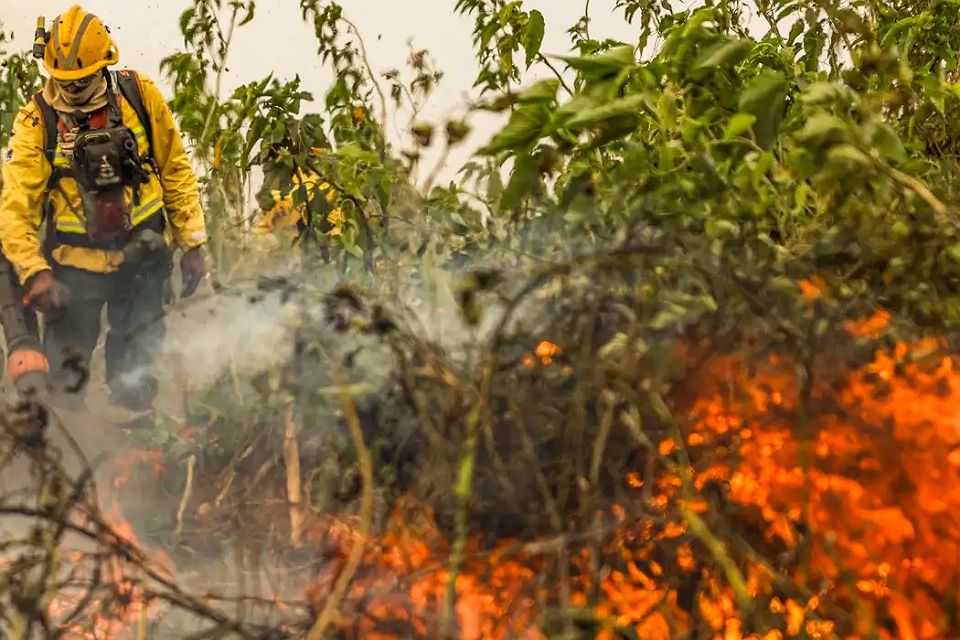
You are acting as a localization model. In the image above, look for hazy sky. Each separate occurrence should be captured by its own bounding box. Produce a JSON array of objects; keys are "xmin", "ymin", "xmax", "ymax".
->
[{"xmin": 1, "ymin": 1, "xmax": 647, "ymax": 185}]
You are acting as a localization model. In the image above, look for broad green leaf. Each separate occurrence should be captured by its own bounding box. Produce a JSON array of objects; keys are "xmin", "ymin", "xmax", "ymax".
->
[
  {"xmin": 724, "ymin": 112, "xmax": 757, "ymax": 140},
  {"xmin": 564, "ymin": 92, "xmax": 653, "ymax": 130},
  {"xmin": 554, "ymin": 81, "xmax": 617, "ymax": 120},
  {"xmin": 919, "ymin": 75, "xmax": 946, "ymax": 114},
  {"xmin": 825, "ymin": 143, "xmax": 872, "ymax": 169},
  {"xmin": 649, "ymin": 301, "xmax": 688, "ymax": 330},
  {"xmin": 692, "ymin": 38, "xmax": 753, "ymax": 70},
  {"xmin": 500, "ymin": 153, "xmax": 541, "ymax": 209},
  {"xmin": 797, "ymin": 112, "xmax": 848, "ymax": 142},
  {"xmin": 738, "ymin": 71, "xmax": 788, "ymax": 149},
  {"xmin": 179, "ymin": 7, "xmax": 197, "ymax": 34},
  {"xmin": 477, "ymin": 103, "xmax": 551, "ymax": 155},
  {"xmin": 706, "ymin": 218, "xmax": 739, "ymax": 238},
  {"xmin": 658, "ymin": 92, "xmax": 678, "ymax": 129},
  {"xmin": 787, "ymin": 19, "xmax": 804, "ymax": 44},
  {"xmin": 553, "ymin": 45, "xmax": 637, "ymax": 82},
  {"xmin": 801, "ymin": 81, "xmax": 845, "ymax": 105},
  {"xmin": 587, "ymin": 115, "xmax": 648, "ymax": 148},
  {"xmin": 868, "ymin": 121, "xmax": 907, "ymax": 164},
  {"xmin": 516, "ymin": 79, "xmax": 560, "ymax": 103},
  {"xmin": 523, "ymin": 10, "xmax": 545, "ymax": 68},
  {"xmin": 680, "ymin": 117, "xmax": 705, "ymax": 144}
]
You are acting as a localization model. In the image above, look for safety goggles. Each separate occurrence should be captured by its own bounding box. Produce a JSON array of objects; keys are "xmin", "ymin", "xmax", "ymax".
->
[{"xmin": 57, "ymin": 73, "xmax": 100, "ymax": 92}]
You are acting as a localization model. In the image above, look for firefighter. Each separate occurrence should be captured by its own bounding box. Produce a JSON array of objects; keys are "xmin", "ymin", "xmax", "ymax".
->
[
  {"xmin": 252, "ymin": 168, "xmax": 343, "ymax": 248},
  {"xmin": 0, "ymin": 6, "xmax": 207, "ymax": 426}
]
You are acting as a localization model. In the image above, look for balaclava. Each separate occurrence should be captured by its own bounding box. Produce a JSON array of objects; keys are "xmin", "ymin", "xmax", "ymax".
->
[{"xmin": 42, "ymin": 72, "xmax": 109, "ymax": 114}]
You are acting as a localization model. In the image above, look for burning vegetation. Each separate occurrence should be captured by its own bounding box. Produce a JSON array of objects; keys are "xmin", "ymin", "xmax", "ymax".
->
[
  {"xmin": 5, "ymin": 0, "xmax": 960, "ymax": 636},
  {"xmin": 0, "ymin": 272, "xmax": 956, "ymax": 639}
]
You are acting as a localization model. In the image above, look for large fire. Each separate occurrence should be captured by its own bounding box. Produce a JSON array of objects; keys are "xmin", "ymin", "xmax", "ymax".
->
[
  {"xmin": 306, "ymin": 306, "xmax": 958, "ymax": 638},
  {"xmin": 38, "ymin": 286, "xmax": 960, "ymax": 639}
]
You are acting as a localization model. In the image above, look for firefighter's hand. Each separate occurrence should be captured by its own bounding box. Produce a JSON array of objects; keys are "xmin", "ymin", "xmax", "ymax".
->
[
  {"xmin": 180, "ymin": 246, "xmax": 206, "ymax": 299},
  {"xmin": 25, "ymin": 270, "xmax": 64, "ymax": 313}
]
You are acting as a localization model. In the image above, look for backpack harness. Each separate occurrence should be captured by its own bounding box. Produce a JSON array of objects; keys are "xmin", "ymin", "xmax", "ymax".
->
[{"xmin": 33, "ymin": 69, "xmax": 165, "ymax": 253}]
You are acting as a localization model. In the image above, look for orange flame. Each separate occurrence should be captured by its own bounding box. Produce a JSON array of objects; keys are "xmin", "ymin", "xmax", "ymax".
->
[
  {"xmin": 296, "ymin": 305, "xmax": 960, "ymax": 638},
  {"xmin": 46, "ymin": 449, "xmax": 174, "ymax": 638},
  {"xmin": 39, "ymin": 286, "xmax": 960, "ymax": 639}
]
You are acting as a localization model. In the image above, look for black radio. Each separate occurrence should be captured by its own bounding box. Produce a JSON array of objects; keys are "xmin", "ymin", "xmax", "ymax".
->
[{"xmin": 72, "ymin": 125, "xmax": 145, "ymax": 193}]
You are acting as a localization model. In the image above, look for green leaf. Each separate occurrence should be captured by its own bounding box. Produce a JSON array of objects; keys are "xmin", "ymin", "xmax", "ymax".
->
[
  {"xmin": 801, "ymin": 81, "xmax": 844, "ymax": 105},
  {"xmin": 587, "ymin": 115, "xmax": 647, "ymax": 148},
  {"xmin": 500, "ymin": 153, "xmax": 541, "ymax": 209},
  {"xmin": 477, "ymin": 103, "xmax": 551, "ymax": 155},
  {"xmin": 554, "ymin": 80, "xmax": 617, "ymax": 120},
  {"xmin": 658, "ymin": 92, "xmax": 678, "ymax": 129},
  {"xmin": 692, "ymin": 38, "xmax": 753, "ymax": 70},
  {"xmin": 787, "ymin": 19, "xmax": 804, "ymax": 44},
  {"xmin": 738, "ymin": 71, "xmax": 788, "ymax": 149},
  {"xmin": 649, "ymin": 301, "xmax": 688, "ymax": 330},
  {"xmin": 699, "ymin": 294, "xmax": 718, "ymax": 312},
  {"xmin": 516, "ymin": 79, "xmax": 560, "ymax": 103},
  {"xmin": 338, "ymin": 223, "xmax": 364, "ymax": 259},
  {"xmin": 239, "ymin": 2, "xmax": 256, "ymax": 26},
  {"xmin": 724, "ymin": 112, "xmax": 756, "ymax": 140},
  {"xmin": 797, "ymin": 112, "xmax": 848, "ymax": 142},
  {"xmin": 523, "ymin": 10, "xmax": 545, "ymax": 68},
  {"xmin": 179, "ymin": 7, "xmax": 197, "ymax": 34},
  {"xmin": 706, "ymin": 218, "xmax": 739, "ymax": 238},
  {"xmin": 825, "ymin": 143, "xmax": 871, "ymax": 169},
  {"xmin": 553, "ymin": 45, "xmax": 637, "ymax": 82},
  {"xmin": 869, "ymin": 121, "xmax": 906, "ymax": 164},
  {"xmin": 554, "ymin": 93, "xmax": 606, "ymax": 122},
  {"xmin": 564, "ymin": 92, "xmax": 653, "ymax": 130}
]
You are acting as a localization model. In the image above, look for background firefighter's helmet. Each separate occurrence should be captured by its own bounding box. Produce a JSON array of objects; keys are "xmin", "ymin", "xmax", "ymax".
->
[{"xmin": 42, "ymin": 5, "xmax": 119, "ymax": 81}]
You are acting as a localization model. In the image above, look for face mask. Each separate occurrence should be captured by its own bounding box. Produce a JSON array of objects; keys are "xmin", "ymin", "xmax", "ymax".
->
[{"xmin": 55, "ymin": 73, "xmax": 107, "ymax": 107}]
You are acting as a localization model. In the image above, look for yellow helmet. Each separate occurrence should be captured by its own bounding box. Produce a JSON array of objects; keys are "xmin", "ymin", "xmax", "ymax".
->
[{"xmin": 42, "ymin": 5, "xmax": 119, "ymax": 81}]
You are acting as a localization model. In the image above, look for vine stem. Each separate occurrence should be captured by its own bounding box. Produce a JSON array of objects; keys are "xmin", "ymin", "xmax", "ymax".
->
[
  {"xmin": 439, "ymin": 353, "xmax": 494, "ymax": 638},
  {"xmin": 343, "ymin": 16, "xmax": 388, "ymax": 152},
  {"xmin": 198, "ymin": 6, "xmax": 239, "ymax": 152},
  {"xmin": 283, "ymin": 403, "xmax": 305, "ymax": 545},
  {"xmin": 192, "ymin": 3, "xmax": 242, "ymax": 282},
  {"xmin": 304, "ymin": 368, "xmax": 374, "ymax": 640},
  {"xmin": 173, "ymin": 454, "xmax": 196, "ymax": 539},
  {"xmin": 886, "ymin": 166, "xmax": 950, "ymax": 220},
  {"xmin": 537, "ymin": 53, "xmax": 574, "ymax": 95}
]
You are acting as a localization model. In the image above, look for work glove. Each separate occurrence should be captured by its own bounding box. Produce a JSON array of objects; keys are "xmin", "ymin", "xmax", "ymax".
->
[
  {"xmin": 180, "ymin": 246, "xmax": 206, "ymax": 299},
  {"xmin": 24, "ymin": 270, "xmax": 65, "ymax": 313}
]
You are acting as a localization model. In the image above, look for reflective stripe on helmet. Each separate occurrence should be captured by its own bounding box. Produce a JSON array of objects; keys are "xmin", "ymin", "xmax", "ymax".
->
[{"xmin": 52, "ymin": 12, "xmax": 96, "ymax": 71}]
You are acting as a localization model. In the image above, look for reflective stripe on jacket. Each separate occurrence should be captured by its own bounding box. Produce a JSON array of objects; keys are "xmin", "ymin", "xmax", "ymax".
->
[{"xmin": 0, "ymin": 72, "xmax": 207, "ymax": 284}]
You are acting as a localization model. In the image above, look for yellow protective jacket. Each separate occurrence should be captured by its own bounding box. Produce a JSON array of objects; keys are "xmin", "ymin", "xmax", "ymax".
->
[
  {"xmin": 0, "ymin": 71, "xmax": 207, "ymax": 285},
  {"xmin": 253, "ymin": 169, "xmax": 343, "ymax": 240}
]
